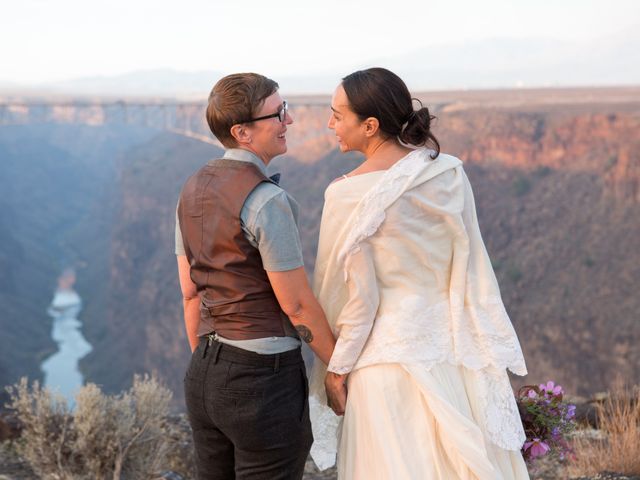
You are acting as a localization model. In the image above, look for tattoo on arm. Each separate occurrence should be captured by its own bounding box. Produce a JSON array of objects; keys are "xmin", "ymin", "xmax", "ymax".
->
[{"xmin": 295, "ymin": 325, "xmax": 314, "ymax": 343}]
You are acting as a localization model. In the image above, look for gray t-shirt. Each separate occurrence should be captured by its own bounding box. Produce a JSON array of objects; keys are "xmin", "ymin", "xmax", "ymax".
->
[{"xmin": 176, "ymin": 148, "xmax": 303, "ymax": 354}]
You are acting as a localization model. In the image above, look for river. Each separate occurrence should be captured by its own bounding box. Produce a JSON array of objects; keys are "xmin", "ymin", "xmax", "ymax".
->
[{"xmin": 41, "ymin": 269, "xmax": 92, "ymax": 406}]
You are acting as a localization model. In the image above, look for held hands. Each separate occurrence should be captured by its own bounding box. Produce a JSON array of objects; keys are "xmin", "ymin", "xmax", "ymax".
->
[{"xmin": 325, "ymin": 371, "xmax": 348, "ymax": 416}]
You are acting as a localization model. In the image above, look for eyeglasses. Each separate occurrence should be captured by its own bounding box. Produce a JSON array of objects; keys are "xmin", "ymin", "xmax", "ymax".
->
[{"xmin": 240, "ymin": 101, "xmax": 288, "ymax": 124}]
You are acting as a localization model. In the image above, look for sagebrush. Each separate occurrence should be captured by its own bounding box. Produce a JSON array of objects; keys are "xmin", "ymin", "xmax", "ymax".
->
[{"xmin": 5, "ymin": 374, "xmax": 191, "ymax": 480}]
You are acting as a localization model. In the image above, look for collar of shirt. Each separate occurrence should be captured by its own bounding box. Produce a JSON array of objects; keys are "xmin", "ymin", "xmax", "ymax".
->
[{"xmin": 218, "ymin": 148, "xmax": 269, "ymax": 177}]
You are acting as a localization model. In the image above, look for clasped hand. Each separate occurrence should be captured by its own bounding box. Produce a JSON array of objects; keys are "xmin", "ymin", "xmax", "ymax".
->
[{"xmin": 325, "ymin": 371, "xmax": 348, "ymax": 416}]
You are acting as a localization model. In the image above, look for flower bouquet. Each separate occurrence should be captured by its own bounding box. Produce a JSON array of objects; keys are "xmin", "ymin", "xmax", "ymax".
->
[{"xmin": 517, "ymin": 381, "xmax": 577, "ymax": 462}]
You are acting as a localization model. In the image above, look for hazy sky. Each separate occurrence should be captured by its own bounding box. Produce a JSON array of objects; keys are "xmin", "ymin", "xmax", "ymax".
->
[{"xmin": 2, "ymin": 0, "xmax": 639, "ymax": 84}]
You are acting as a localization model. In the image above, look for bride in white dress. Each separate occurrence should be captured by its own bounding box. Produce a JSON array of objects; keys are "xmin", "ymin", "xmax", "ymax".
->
[{"xmin": 308, "ymin": 68, "xmax": 531, "ymax": 479}]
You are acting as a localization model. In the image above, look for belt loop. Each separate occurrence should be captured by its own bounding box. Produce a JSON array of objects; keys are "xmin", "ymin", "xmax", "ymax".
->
[
  {"xmin": 202, "ymin": 334, "xmax": 213, "ymax": 359},
  {"xmin": 274, "ymin": 353, "xmax": 280, "ymax": 373},
  {"xmin": 212, "ymin": 342, "xmax": 222, "ymax": 364}
]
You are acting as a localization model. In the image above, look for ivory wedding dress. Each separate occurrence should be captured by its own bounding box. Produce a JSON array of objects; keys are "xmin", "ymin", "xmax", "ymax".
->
[{"xmin": 308, "ymin": 148, "xmax": 530, "ymax": 479}]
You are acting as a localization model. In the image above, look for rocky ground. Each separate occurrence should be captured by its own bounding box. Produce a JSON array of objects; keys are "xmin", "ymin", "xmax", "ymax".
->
[
  {"xmin": 2, "ymin": 443, "xmax": 638, "ymax": 480},
  {"xmin": 2, "ymin": 446, "xmax": 639, "ymax": 479}
]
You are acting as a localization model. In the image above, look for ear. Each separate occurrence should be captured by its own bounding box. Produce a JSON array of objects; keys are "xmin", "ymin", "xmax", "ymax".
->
[
  {"xmin": 230, "ymin": 124, "xmax": 252, "ymax": 145},
  {"xmin": 363, "ymin": 117, "xmax": 380, "ymax": 138}
]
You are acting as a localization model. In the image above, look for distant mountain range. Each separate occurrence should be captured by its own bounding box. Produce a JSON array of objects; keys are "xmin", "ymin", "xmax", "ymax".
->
[
  {"xmin": 375, "ymin": 28, "xmax": 640, "ymax": 90},
  {"xmin": 2, "ymin": 30, "xmax": 638, "ymax": 98}
]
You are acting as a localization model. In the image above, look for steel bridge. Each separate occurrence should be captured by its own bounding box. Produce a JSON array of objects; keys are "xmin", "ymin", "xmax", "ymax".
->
[{"xmin": 0, "ymin": 100, "xmax": 220, "ymax": 145}]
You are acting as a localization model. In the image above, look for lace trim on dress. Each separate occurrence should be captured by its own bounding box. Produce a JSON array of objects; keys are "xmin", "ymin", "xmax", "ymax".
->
[
  {"xmin": 309, "ymin": 395, "xmax": 342, "ymax": 470},
  {"xmin": 348, "ymin": 296, "xmax": 525, "ymax": 372}
]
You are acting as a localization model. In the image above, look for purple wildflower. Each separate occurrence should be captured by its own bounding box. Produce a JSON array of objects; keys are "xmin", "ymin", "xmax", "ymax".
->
[
  {"xmin": 539, "ymin": 380, "xmax": 563, "ymax": 396},
  {"xmin": 524, "ymin": 438, "xmax": 551, "ymax": 459},
  {"xmin": 517, "ymin": 381, "xmax": 576, "ymax": 464}
]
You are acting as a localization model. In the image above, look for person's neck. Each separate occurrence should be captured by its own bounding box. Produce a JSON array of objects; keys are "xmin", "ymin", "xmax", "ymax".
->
[
  {"xmin": 361, "ymin": 138, "xmax": 411, "ymax": 170},
  {"xmin": 237, "ymin": 145, "xmax": 271, "ymax": 166}
]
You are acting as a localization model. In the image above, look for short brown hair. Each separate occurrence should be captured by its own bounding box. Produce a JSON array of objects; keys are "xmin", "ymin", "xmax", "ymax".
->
[{"xmin": 205, "ymin": 73, "xmax": 279, "ymax": 147}]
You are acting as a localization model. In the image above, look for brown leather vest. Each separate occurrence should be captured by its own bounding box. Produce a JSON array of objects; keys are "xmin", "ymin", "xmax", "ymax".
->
[{"xmin": 177, "ymin": 159, "xmax": 293, "ymax": 340}]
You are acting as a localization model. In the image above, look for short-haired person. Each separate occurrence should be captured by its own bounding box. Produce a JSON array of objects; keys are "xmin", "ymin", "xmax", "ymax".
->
[{"xmin": 176, "ymin": 73, "xmax": 336, "ymax": 480}]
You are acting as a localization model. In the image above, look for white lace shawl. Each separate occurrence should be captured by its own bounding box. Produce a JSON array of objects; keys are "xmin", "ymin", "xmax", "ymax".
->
[{"xmin": 309, "ymin": 148, "xmax": 528, "ymax": 470}]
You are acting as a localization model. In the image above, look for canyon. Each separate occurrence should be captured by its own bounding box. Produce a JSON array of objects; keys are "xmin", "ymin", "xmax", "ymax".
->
[{"xmin": 0, "ymin": 86, "xmax": 638, "ymax": 406}]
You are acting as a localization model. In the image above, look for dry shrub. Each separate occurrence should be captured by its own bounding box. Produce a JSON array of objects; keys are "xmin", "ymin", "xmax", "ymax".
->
[
  {"xmin": 567, "ymin": 384, "xmax": 640, "ymax": 477},
  {"xmin": 5, "ymin": 374, "xmax": 180, "ymax": 480},
  {"xmin": 4, "ymin": 378, "xmax": 73, "ymax": 478}
]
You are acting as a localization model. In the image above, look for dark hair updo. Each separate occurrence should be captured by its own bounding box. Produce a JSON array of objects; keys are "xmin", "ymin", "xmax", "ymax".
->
[{"xmin": 341, "ymin": 67, "xmax": 440, "ymax": 158}]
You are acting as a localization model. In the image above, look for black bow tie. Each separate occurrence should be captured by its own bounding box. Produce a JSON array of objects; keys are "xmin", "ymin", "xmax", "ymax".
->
[{"xmin": 269, "ymin": 173, "xmax": 281, "ymax": 184}]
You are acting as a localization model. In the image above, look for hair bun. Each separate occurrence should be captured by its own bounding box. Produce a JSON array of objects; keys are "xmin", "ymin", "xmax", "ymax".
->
[{"xmin": 399, "ymin": 106, "xmax": 439, "ymax": 155}]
